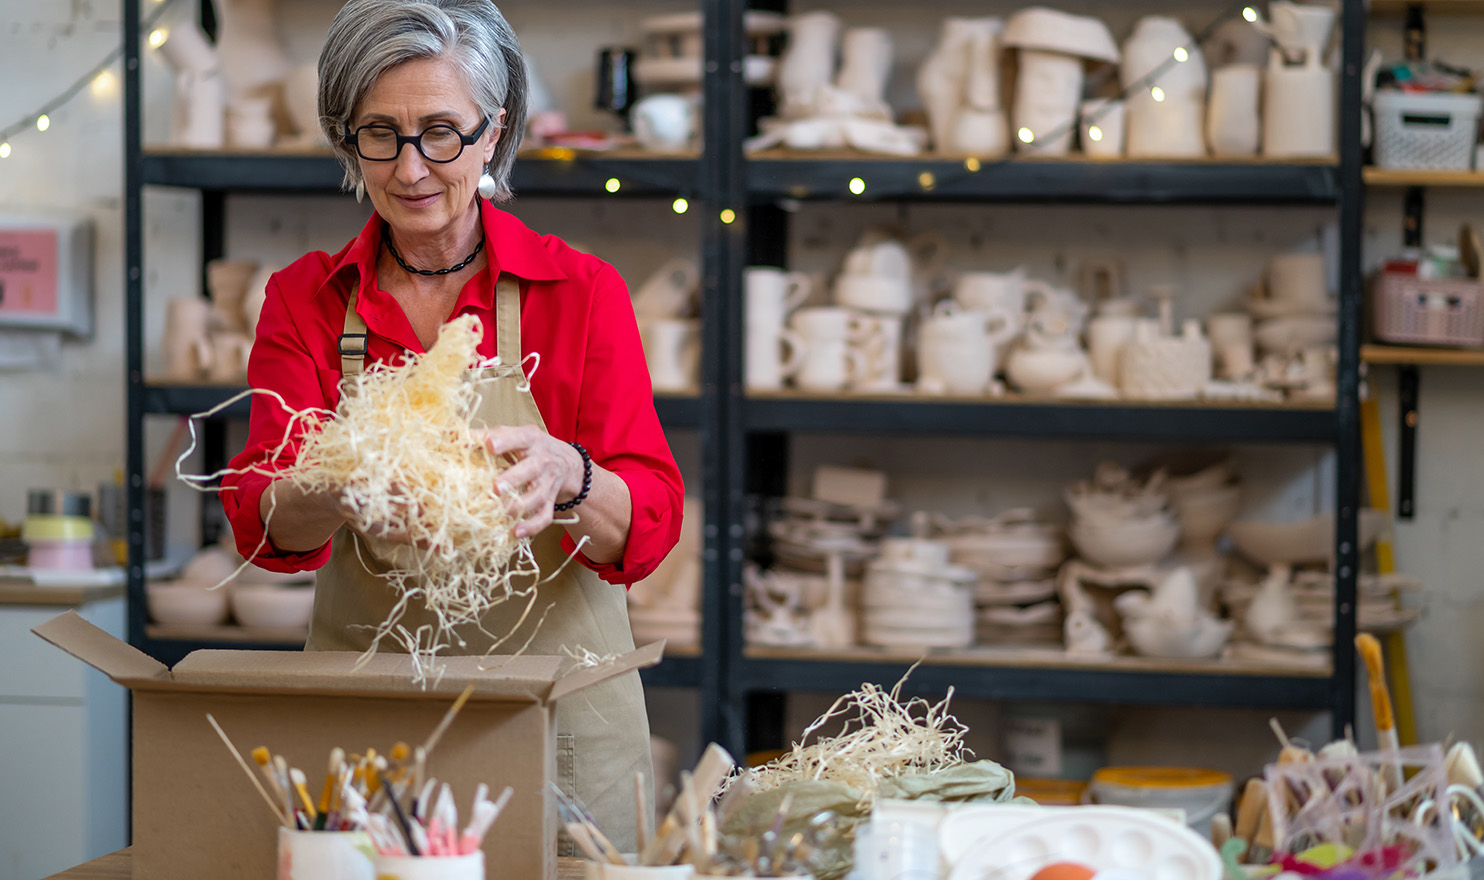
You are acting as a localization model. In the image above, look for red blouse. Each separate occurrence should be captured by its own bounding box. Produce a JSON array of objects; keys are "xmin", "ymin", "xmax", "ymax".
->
[{"xmin": 220, "ymin": 199, "xmax": 684, "ymax": 585}]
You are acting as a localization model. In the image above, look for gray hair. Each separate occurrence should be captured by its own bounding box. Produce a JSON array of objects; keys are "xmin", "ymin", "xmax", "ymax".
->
[{"xmin": 317, "ymin": 0, "xmax": 528, "ymax": 202}]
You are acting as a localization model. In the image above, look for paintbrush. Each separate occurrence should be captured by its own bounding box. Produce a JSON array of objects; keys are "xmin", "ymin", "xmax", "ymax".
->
[
  {"xmin": 315, "ymin": 747, "xmax": 344, "ymax": 830},
  {"xmin": 635, "ymin": 770, "xmax": 650, "ymax": 853},
  {"xmin": 548, "ymin": 783, "xmax": 625, "ymax": 865},
  {"xmin": 289, "ymin": 767, "xmax": 319, "ymax": 826},
  {"xmin": 252, "ymin": 746, "xmax": 292, "ymax": 819},
  {"xmin": 205, "ymin": 714, "xmax": 291, "ymax": 827},
  {"xmin": 640, "ymin": 743, "xmax": 736, "ymax": 866},
  {"xmin": 1356, "ymin": 633, "xmax": 1404, "ymax": 791},
  {"xmin": 377, "ymin": 769, "xmax": 422, "ymax": 856},
  {"xmin": 422, "ymin": 683, "xmax": 477, "ymax": 756}
]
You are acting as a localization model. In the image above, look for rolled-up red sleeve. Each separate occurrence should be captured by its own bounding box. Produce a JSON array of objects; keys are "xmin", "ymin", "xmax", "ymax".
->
[
  {"xmin": 220, "ymin": 269, "xmax": 336, "ymax": 573},
  {"xmin": 558, "ymin": 263, "xmax": 684, "ymax": 584}
]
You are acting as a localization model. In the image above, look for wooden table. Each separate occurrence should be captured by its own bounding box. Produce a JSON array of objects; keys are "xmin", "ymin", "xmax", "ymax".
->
[{"xmin": 45, "ymin": 848, "xmax": 590, "ymax": 879}]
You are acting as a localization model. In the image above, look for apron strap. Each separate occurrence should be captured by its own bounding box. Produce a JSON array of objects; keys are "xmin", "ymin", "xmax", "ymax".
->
[
  {"xmin": 339, "ymin": 289, "xmax": 369, "ymax": 377},
  {"xmin": 494, "ymin": 275, "xmax": 521, "ymax": 367}
]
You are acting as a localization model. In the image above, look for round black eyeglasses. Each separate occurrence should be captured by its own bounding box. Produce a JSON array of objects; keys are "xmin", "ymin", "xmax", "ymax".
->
[{"xmin": 343, "ymin": 117, "xmax": 492, "ymax": 163}]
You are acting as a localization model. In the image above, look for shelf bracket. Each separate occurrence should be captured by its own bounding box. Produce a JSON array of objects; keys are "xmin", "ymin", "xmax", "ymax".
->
[{"xmin": 1397, "ymin": 364, "xmax": 1419, "ymax": 520}]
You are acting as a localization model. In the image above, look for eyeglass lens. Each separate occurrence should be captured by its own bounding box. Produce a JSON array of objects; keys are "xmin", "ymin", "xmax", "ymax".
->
[{"xmin": 354, "ymin": 124, "xmax": 467, "ymax": 162}]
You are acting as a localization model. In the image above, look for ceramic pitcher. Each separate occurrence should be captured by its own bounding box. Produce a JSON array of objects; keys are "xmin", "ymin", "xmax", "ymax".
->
[
  {"xmin": 777, "ymin": 11, "xmax": 840, "ymax": 118},
  {"xmin": 917, "ymin": 303, "xmax": 1016, "ymax": 395}
]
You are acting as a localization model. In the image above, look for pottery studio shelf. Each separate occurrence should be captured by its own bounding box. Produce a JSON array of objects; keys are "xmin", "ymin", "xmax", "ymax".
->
[
  {"xmin": 742, "ymin": 391, "xmax": 1337, "ymax": 443},
  {"xmin": 745, "ymin": 152, "xmax": 1341, "ymax": 203},
  {"xmin": 140, "ymin": 148, "xmax": 701, "ymax": 198},
  {"xmin": 143, "ymin": 381, "xmax": 703, "ymax": 429},
  {"xmin": 1362, "ymin": 343, "xmax": 1484, "ymax": 366},
  {"xmin": 1369, "ymin": 0, "xmax": 1484, "ymax": 13},
  {"xmin": 138, "ymin": 624, "xmax": 704, "ymax": 687},
  {"xmin": 740, "ymin": 646, "xmax": 1333, "ymax": 710},
  {"xmin": 1363, "ymin": 167, "xmax": 1484, "ymax": 188}
]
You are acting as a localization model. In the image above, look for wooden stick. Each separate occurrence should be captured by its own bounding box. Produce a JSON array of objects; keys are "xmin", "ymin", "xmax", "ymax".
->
[
  {"xmin": 635, "ymin": 770, "xmax": 650, "ymax": 854},
  {"xmin": 1234, "ymin": 778, "xmax": 1267, "ymax": 845},
  {"xmin": 205, "ymin": 714, "xmax": 291, "ymax": 827},
  {"xmin": 422, "ymin": 684, "xmax": 477, "ymax": 756}
]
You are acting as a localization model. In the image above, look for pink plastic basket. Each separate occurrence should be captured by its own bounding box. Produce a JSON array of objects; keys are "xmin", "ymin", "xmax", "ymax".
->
[{"xmin": 1372, "ymin": 272, "xmax": 1484, "ymax": 347}]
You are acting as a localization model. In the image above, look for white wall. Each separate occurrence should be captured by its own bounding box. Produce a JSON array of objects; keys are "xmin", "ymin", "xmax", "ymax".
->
[{"xmin": 0, "ymin": 0, "xmax": 1479, "ymax": 793}]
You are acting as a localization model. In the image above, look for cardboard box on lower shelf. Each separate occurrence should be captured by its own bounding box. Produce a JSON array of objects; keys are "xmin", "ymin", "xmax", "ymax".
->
[{"xmin": 32, "ymin": 611, "xmax": 663, "ymax": 880}]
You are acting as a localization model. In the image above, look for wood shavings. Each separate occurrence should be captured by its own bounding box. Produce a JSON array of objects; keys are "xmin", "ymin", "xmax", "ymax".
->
[
  {"xmin": 561, "ymin": 645, "xmax": 624, "ymax": 671},
  {"xmin": 737, "ymin": 664, "xmax": 970, "ymax": 804},
  {"xmin": 177, "ymin": 314, "xmax": 551, "ymax": 686}
]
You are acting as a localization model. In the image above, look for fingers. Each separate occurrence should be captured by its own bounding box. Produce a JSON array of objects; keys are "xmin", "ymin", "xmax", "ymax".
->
[{"xmin": 481, "ymin": 430, "xmax": 581, "ymax": 539}]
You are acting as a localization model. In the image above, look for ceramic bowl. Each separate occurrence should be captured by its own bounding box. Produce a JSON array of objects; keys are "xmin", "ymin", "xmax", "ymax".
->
[
  {"xmin": 977, "ymin": 601, "xmax": 1062, "ymax": 626},
  {"xmin": 1227, "ymin": 510, "xmax": 1386, "ymax": 566},
  {"xmin": 1069, "ymin": 515, "xmax": 1180, "ymax": 569},
  {"xmin": 179, "ymin": 545, "xmax": 242, "ymax": 588},
  {"xmin": 148, "ymin": 582, "xmax": 231, "ymax": 625},
  {"xmin": 1123, "ymin": 616, "xmax": 1232, "ymax": 659},
  {"xmin": 230, "ymin": 583, "xmax": 315, "ymax": 629},
  {"xmin": 1003, "ymin": 7, "xmax": 1120, "ymax": 62},
  {"xmin": 942, "ymin": 532, "xmax": 1065, "ymax": 571},
  {"xmin": 1253, "ymin": 316, "xmax": 1336, "ymax": 351},
  {"xmin": 974, "ymin": 578, "xmax": 1058, "ymax": 606},
  {"xmin": 1172, "ymin": 483, "xmax": 1243, "ymax": 544}
]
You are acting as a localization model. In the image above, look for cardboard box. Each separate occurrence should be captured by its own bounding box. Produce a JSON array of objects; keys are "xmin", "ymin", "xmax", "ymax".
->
[{"xmin": 33, "ymin": 611, "xmax": 662, "ymax": 880}]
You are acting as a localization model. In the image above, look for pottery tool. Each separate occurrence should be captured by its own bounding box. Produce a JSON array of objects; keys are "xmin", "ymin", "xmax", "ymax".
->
[
  {"xmin": 315, "ymin": 747, "xmax": 344, "ymax": 830},
  {"xmin": 377, "ymin": 769, "xmax": 422, "ymax": 856},
  {"xmin": 635, "ymin": 770, "xmax": 650, "ymax": 852},
  {"xmin": 252, "ymin": 746, "xmax": 292, "ymax": 818},
  {"xmin": 1270, "ymin": 718, "xmax": 1313, "ymax": 764},
  {"xmin": 640, "ymin": 743, "xmax": 736, "ymax": 865},
  {"xmin": 557, "ymin": 803, "xmax": 611, "ymax": 863},
  {"xmin": 1357, "ymin": 633, "xmax": 1405, "ymax": 791},
  {"xmin": 289, "ymin": 767, "xmax": 319, "ymax": 826},
  {"xmin": 547, "ymin": 782, "xmax": 625, "ymax": 865},
  {"xmin": 1234, "ymin": 778, "xmax": 1268, "ymax": 849},
  {"xmin": 205, "ymin": 714, "xmax": 292, "ymax": 827}
]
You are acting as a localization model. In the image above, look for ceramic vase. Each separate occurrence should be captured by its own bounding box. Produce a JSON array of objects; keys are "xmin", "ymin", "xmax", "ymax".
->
[
  {"xmin": 1080, "ymin": 98, "xmax": 1125, "ymax": 157},
  {"xmin": 918, "ymin": 18, "xmax": 1001, "ymax": 154},
  {"xmin": 172, "ymin": 71, "xmax": 226, "ymax": 149},
  {"xmin": 1122, "ymin": 17, "xmax": 1208, "ymax": 158},
  {"xmin": 1119, "ymin": 320, "xmax": 1212, "ymax": 400},
  {"xmin": 1263, "ymin": 57, "xmax": 1335, "ymax": 158},
  {"xmin": 1013, "ymin": 50, "xmax": 1082, "ymax": 155},
  {"xmin": 214, "ymin": 0, "xmax": 290, "ymax": 101},
  {"xmin": 836, "ymin": 28, "xmax": 893, "ymax": 114},
  {"xmin": 1207, "ymin": 64, "xmax": 1261, "ymax": 156},
  {"xmin": 281, "ymin": 62, "xmax": 324, "ymax": 145},
  {"xmin": 164, "ymin": 297, "xmax": 213, "ymax": 380},
  {"xmin": 949, "ymin": 25, "xmax": 1009, "ymax": 157},
  {"xmin": 642, "ymin": 318, "xmax": 702, "ymax": 392},
  {"xmin": 777, "ymin": 11, "xmax": 839, "ymax": 119}
]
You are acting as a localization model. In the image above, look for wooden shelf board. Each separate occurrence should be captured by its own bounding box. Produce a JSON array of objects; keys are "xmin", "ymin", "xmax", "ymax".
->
[
  {"xmin": 747, "ymin": 388, "xmax": 1334, "ymax": 411},
  {"xmin": 1370, "ymin": 0, "xmax": 1484, "ymax": 13},
  {"xmin": 1362, "ymin": 343, "xmax": 1484, "ymax": 365},
  {"xmin": 0, "ymin": 583, "xmax": 125, "ymax": 606},
  {"xmin": 1364, "ymin": 168, "xmax": 1484, "ymax": 187},
  {"xmin": 744, "ymin": 644, "xmax": 1331, "ymax": 679}
]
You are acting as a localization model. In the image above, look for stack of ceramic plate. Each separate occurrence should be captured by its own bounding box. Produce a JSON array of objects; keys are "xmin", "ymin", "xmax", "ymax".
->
[
  {"xmin": 926, "ymin": 510, "xmax": 1067, "ymax": 647},
  {"xmin": 860, "ymin": 538, "xmax": 977, "ymax": 650},
  {"xmin": 1220, "ymin": 570, "xmax": 1422, "ymax": 645},
  {"xmin": 1065, "ymin": 462, "xmax": 1180, "ymax": 570},
  {"xmin": 765, "ymin": 495, "xmax": 899, "ymax": 577}
]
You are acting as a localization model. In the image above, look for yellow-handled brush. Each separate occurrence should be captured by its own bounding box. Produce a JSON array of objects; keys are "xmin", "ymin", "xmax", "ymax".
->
[{"xmin": 1356, "ymin": 633, "xmax": 1404, "ymax": 790}]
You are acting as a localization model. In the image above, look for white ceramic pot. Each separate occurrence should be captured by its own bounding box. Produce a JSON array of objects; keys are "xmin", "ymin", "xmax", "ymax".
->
[
  {"xmin": 836, "ymin": 28, "xmax": 893, "ymax": 110},
  {"xmin": 215, "ymin": 0, "xmax": 290, "ymax": 100},
  {"xmin": 745, "ymin": 324, "xmax": 806, "ymax": 391},
  {"xmin": 641, "ymin": 318, "xmax": 701, "ymax": 392},
  {"xmin": 795, "ymin": 337, "xmax": 867, "ymax": 392},
  {"xmin": 850, "ymin": 313, "xmax": 904, "ymax": 391},
  {"xmin": 164, "ymin": 297, "xmax": 213, "ymax": 380},
  {"xmin": 1263, "ymin": 59, "xmax": 1335, "ymax": 158},
  {"xmin": 1252, "ymin": 1, "xmax": 1337, "ymax": 66},
  {"xmin": 1085, "ymin": 314, "xmax": 1138, "ymax": 385},
  {"xmin": 1119, "ymin": 321, "xmax": 1212, "ymax": 400},
  {"xmin": 745, "ymin": 266, "xmax": 811, "ymax": 326},
  {"xmin": 1267, "ymin": 252, "xmax": 1328, "ymax": 310},
  {"xmin": 950, "ymin": 107, "xmax": 1010, "ymax": 158},
  {"xmin": 207, "ymin": 332, "xmax": 253, "ymax": 383},
  {"xmin": 633, "ymin": 257, "xmax": 701, "ymax": 320},
  {"xmin": 281, "ymin": 62, "xmax": 323, "ymax": 144},
  {"xmin": 835, "ymin": 274, "xmax": 913, "ymax": 315},
  {"xmin": 1013, "ymin": 50, "xmax": 1082, "ymax": 155},
  {"xmin": 225, "ymin": 95, "xmax": 276, "ymax": 148},
  {"xmin": 1080, "ymin": 98, "xmax": 1126, "ymax": 157},
  {"xmin": 777, "ymin": 11, "xmax": 840, "ymax": 118},
  {"xmin": 918, "ymin": 18, "xmax": 1002, "ymax": 154},
  {"xmin": 1126, "ymin": 92, "xmax": 1206, "ymax": 159},
  {"xmin": 1123, "ymin": 17, "xmax": 1208, "ymax": 98},
  {"xmin": 953, "ymin": 269, "xmax": 1028, "ymax": 320},
  {"xmin": 172, "ymin": 70, "xmax": 226, "ymax": 149},
  {"xmin": 948, "ymin": 26, "xmax": 1009, "ymax": 156},
  {"xmin": 233, "ymin": 583, "xmax": 315, "ymax": 629},
  {"xmin": 633, "ymin": 94, "xmax": 696, "ymax": 151},
  {"xmin": 206, "ymin": 258, "xmax": 259, "ymax": 333},
  {"xmin": 1207, "ymin": 64, "xmax": 1261, "ymax": 156}
]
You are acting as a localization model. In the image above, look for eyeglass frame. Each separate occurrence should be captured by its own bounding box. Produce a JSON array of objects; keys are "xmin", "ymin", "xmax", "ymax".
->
[{"xmin": 342, "ymin": 116, "xmax": 494, "ymax": 164}]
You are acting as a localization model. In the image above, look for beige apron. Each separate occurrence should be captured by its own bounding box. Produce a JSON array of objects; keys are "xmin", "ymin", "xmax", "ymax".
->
[{"xmin": 307, "ymin": 275, "xmax": 654, "ymax": 853}]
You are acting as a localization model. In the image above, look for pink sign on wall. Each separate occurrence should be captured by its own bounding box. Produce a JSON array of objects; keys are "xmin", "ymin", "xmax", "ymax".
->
[{"xmin": 0, "ymin": 229, "xmax": 60, "ymax": 316}]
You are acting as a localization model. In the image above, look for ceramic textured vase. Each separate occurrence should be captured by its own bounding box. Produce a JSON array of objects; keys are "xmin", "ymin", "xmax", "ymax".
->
[
  {"xmin": 836, "ymin": 28, "xmax": 893, "ymax": 115},
  {"xmin": 917, "ymin": 18, "xmax": 1000, "ymax": 154},
  {"xmin": 1013, "ymin": 50, "xmax": 1082, "ymax": 155},
  {"xmin": 777, "ymin": 11, "xmax": 840, "ymax": 119},
  {"xmin": 1122, "ymin": 16, "xmax": 1209, "ymax": 158},
  {"xmin": 949, "ymin": 25, "xmax": 1009, "ymax": 157}
]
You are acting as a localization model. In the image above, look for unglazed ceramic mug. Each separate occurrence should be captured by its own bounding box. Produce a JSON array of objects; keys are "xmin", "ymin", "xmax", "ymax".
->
[
  {"xmin": 642, "ymin": 318, "xmax": 701, "ymax": 392},
  {"xmin": 745, "ymin": 266, "xmax": 812, "ymax": 327},
  {"xmin": 164, "ymin": 297, "xmax": 213, "ymax": 380},
  {"xmin": 207, "ymin": 331, "xmax": 253, "ymax": 383},
  {"xmin": 745, "ymin": 324, "xmax": 806, "ymax": 391}
]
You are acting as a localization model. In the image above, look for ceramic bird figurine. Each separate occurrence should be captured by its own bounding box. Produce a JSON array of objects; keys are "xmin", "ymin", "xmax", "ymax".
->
[{"xmin": 1244, "ymin": 563, "xmax": 1297, "ymax": 644}]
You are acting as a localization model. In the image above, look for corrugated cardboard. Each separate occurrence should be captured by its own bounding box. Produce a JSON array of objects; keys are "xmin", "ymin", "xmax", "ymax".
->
[{"xmin": 33, "ymin": 610, "xmax": 663, "ymax": 880}]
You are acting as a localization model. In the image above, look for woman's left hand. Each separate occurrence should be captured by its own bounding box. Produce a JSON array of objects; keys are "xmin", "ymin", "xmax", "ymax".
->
[{"xmin": 477, "ymin": 426, "xmax": 585, "ymax": 539}]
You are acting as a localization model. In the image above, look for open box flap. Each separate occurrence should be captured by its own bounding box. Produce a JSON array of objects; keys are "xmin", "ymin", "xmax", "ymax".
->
[
  {"xmin": 171, "ymin": 649, "xmax": 564, "ymax": 700},
  {"xmin": 548, "ymin": 639, "xmax": 665, "ymax": 703},
  {"xmin": 32, "ymin": 610, "xmax": 171, "ymax": 685}
]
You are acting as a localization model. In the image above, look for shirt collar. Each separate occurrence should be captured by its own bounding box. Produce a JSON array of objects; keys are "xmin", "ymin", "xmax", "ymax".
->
[{"xmin": 312, "ymin": 197, "xmax": 568, "ymax": 302}]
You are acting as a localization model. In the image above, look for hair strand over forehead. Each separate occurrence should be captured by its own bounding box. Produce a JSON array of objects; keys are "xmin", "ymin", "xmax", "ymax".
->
[{"xmin": 318, "ymin": 0, "xmax": 528, "ymax": 202}]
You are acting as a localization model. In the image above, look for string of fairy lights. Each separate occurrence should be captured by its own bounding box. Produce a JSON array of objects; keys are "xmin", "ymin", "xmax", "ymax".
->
[
  {"xmin": 0, "ymin": 0, "xmax": 180, "ymax": 161},
  {"xmin": 1, "ymin": 1, "xmax": 1270, "ymax": 217}
]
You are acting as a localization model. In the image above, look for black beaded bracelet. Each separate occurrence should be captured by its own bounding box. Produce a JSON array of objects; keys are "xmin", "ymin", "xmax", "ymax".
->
[{"xmin": 554, "ymin": 442, "xmax": 592, "ymax": 512}]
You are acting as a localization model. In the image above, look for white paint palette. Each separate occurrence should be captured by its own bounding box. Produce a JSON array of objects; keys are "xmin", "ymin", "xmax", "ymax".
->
[{"xmin": 942, "ymin": 805, "xmax": 1221, "ymax": 880}]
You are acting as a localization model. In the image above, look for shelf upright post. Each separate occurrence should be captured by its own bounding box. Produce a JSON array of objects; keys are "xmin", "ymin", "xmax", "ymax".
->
[
  {"xmin": 1332, "ymin": 0, "xmax": 1366, "ymax": 739},
  {"xmin": 702, "ymin": 0, "xmax": 751, "ymax": 753},
  {"xmin": 124, "ymin": 0, "xmax": 149, "ymax": 649}
]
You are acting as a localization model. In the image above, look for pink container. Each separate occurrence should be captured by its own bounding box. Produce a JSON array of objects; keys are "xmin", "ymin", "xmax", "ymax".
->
[{"xmin": 27, "ymin": 538, "xmax": 95, "ymax": 570}]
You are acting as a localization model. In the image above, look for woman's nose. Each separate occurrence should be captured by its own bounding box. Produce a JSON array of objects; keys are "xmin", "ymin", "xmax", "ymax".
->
[{"xmin": 393, "ymin": 142, "xmax": 430, "ymax": 183}]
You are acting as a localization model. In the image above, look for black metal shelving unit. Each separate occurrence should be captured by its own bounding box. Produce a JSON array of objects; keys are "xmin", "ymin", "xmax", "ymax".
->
[{"xmin": 123, "ymin": 0, "xmax": 1365, "ymax": 759}]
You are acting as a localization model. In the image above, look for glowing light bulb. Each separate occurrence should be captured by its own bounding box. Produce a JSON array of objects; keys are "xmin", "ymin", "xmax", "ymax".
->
[
  {"xmin": 604, "ymin": 177, "xmax": 620, "ymax": 193},
  {"xmin": 1151, "ymin": 86, "xmax": 1166, "ymax": 103},
  {"xmin": 1173, "ymin": 47, "xmax": 1189, "ymax": 63},
  {"xmin": 91, "ymin": 70, "xmax": 116, "ymax": 98},
  {"xmin": 848, "ymin": 177, "xmax": 865, "ymax": 195},
  {"xmin": 1243, "ymin": 7, "xmax": 1258, "ymax": 22},
  {"xmin": 964, "ymin": 157, "xmax": 981, "ymax": 172},
  {"xmin": 1088, "ymin": 126, "xmax": 1103, "ymax": 143},
  {"xmin": 1017, "ymin": 127, "xmax": 1034, "ymax": 144},
  {"xmin": 0, "ymin": 143, "xmax": 10, "ymax": 159},
  {"xmin": 719, "ymin": 208, "xmax": 736, "ymax": 224},
  {"xmin": 671, "ymin": 197, "xmax": 688, "ymax": 214},
  {"xmin": 148, "ymin": 29, "xmax": 167, "ymax": 47},
  {"xmin": 918, "ymin": 172, "xmax": 935, "ymax": 189},
  {"xmin": 36, "ymin": 115, "xmax": 50, "ymax": 132}
]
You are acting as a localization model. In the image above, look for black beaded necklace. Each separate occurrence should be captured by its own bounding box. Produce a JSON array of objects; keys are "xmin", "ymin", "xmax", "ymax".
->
[{"xmin": 382, "ymin": 221, "xmax": 485, "ymax": 276}]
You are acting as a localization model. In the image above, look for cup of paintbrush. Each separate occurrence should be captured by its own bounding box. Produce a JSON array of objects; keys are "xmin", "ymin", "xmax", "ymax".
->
[{"xmin": 278, "ymin": 826, "xmax": 376, "ymax": 880}]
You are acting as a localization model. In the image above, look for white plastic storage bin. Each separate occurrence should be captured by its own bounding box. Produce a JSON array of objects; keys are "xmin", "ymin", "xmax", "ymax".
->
[{"xmin": 1373, "ymin": 90, "xmax": 1483, "ymax": 170}]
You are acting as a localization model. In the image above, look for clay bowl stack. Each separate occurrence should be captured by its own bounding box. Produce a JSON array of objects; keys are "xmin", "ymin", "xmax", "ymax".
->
[
  {"xmin": 765, "ymin": 495, "xmax": 899, "ymax": 576},
  {"xmin": 1065, "ymin": 463, "xmax": 1180, "ymax": 571},
  {"xmin": 927, "ymin": 510, "xmax": 1067, "ymax": 646},
  {"xmin": 860, "ymin": 538, "xmax": 978, "ymax": 650}
]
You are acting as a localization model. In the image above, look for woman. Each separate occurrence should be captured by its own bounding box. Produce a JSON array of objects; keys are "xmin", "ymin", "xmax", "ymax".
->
[{"xmin": 221, "ymin": 0, "xmax": 683, "ymax": 850}]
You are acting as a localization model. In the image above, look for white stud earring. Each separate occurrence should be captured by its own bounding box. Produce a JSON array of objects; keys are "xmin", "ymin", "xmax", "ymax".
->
[
  {"xmin": 355, "ymin": 180, "xmax": 365, "ymax": 203},
  {"xmin": 477, "ymin": 169, "xmax": 497, "ymax": 200}
]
